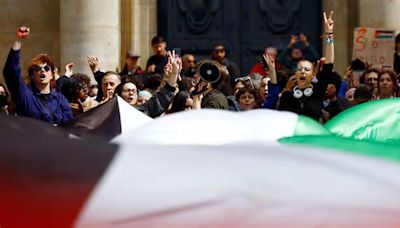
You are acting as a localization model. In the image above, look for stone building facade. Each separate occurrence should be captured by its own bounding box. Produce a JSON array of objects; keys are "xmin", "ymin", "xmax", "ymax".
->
[{"xmin": 0, "ymin": 0, "xmax": 399, "ymax": 84}]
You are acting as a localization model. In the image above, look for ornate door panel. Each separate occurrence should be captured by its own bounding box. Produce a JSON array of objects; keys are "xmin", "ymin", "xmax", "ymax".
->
[{"xmin": 158, "ymin": 0, "xmax": 321, "ymax": 75}]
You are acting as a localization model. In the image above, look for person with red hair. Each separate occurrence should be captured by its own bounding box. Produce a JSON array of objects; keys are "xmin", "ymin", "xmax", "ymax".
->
[{"xmin": 3, "ymin": 26, "xmax": 72, "ymax": 124}]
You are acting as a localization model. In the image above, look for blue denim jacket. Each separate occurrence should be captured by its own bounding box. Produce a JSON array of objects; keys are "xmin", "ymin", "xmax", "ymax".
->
[{"xmin": 3, "ymin": 49, "xmax": 73, "ymax": 124}]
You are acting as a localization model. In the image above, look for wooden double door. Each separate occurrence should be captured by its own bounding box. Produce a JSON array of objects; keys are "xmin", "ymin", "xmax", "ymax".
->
[{"xmin": 158, "ymin": 0, "xmax": 322, "ymax": 75}]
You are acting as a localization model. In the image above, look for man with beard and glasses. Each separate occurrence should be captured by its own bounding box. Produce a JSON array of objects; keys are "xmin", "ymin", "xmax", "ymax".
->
[{"xmin": 3, "ymin": 26, "xmax": 72, "ymax": 124}]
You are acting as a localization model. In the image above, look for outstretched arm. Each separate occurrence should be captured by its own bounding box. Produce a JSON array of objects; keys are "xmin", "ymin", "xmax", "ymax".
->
[
  {"xmin": 323, "ymin": 11, "xmax": 334, "ymax": 64},
  {"xmin": 137, "ymin": 51, "xmax": 181, "ymax": 117},
  {"xmin": 262, "ymin": 54, "xmax": 279, "ymax": 109},
  {"xmin": 12, "ymin": 27, "xmax": 29, "ymax": 51},
  {"xmin": 87, "ymin": 55, "xmax": 105, "ymax": 102},
  {"xmin": 3, "ymin": 27, "xmax": 30, "ymax": 97}
]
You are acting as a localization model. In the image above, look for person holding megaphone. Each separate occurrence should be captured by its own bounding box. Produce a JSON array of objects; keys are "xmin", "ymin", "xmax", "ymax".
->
[{"xmin": 191, "ymin": 60, "xmax": 229, "ymax": 110}]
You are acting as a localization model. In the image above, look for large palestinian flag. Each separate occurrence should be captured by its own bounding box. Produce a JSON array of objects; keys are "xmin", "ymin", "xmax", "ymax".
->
[{"xmin": 2, "ymin": 110, "xmax": 400, "ymax": 227}]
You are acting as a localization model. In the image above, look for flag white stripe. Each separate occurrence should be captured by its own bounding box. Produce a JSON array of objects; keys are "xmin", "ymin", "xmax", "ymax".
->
[
  {"xmin": 116, "ymin": 96, "xmax": 153, "ymax": 136},
  {"xmin": 114, "ymin": 109, "xmax": 299, "ymax": 145},
  {"xmin": 77, "ymin": 143, "xmax": 400, "ymax": 227}
]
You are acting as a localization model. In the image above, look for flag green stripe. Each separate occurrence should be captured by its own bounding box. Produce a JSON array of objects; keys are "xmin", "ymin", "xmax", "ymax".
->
[
  {"xmin": 294, "ymin": 115, "xmax": 331, "ymax": 136},
  {"xmin": 279, "ymin": 135, "xmax": 400, "ymax": 162},
  {"xmin": 376, "ymin": 35, "xmax": 393, "ymax": 39},
  {"xmin": 325, "ymin": 99, "xmax": 400, "ymax": 143}
]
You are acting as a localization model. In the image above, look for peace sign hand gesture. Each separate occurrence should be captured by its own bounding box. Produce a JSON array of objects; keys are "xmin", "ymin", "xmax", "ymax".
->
[
  {"xmin": 323, "ymin": 11, "xmax": 334, "ymax": 33},
  {"xmin": 164, "ymin": 50, "xmax": 182, "ymax": 87},
  {"xmin": 263, "ymin": 53, "xmax": 275, "ymax": 71},
  {"xmin": 262, "ymin": 53, "xmax": 277, "ymax": 84}
]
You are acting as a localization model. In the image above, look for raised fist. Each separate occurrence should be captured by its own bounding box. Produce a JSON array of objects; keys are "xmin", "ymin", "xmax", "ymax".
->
[{"xmin": 17, "ymin": 26, "xmax": 30, "ymax": 39}]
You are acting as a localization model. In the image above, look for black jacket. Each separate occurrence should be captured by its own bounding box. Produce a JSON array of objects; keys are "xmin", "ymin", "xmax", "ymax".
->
[
  {"xmin": 279, "ymin": 64, "xmax": 333, "ymax": 120},
  {"xmin": 136, "ymin": 83, "xmax": 176, "ymax": 118}
]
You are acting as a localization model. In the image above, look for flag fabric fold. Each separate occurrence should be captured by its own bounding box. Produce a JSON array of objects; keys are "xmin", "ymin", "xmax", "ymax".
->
[
  {"xmin": 114, "ymin": 109, "xmax": 330, "ymax": 145},
  {"xmin": 325, "ymin": 98, "xmax": 400, "ymax": 143},
  {"xmin": 60, "ymin": 96, "xmax": 152, "ymax": 141}
]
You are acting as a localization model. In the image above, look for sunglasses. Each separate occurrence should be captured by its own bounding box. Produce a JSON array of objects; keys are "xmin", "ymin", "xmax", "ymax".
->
[
  {"xmin": 235, "ymin": 76, "xmax": 254, "ymax": 90},
  {"xmin": 33, "ymin": 65, "xmax": 51, "ymax": 72}
]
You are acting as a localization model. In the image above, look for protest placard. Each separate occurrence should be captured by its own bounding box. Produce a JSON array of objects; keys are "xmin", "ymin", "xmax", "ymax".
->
[{"xmin": 352, "ymin": 27, "xmax": 395, "ymax": 70}]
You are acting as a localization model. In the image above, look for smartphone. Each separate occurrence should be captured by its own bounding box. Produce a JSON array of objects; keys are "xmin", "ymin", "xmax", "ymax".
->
[{"xmin": 172, "ymin": 48, "xmax": 181, "ymax": 57}]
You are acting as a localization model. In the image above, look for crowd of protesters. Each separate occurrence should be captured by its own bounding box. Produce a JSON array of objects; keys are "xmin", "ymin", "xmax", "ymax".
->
[{"xmin": 1, "ymin": 11, "xmax": 400, "ymax": 127}]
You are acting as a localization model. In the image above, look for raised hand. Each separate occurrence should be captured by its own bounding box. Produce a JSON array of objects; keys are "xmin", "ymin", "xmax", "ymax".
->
[
  {"xmin": 323, "ymin": 11, "xmax": 334, "ymax": 33},
  {"xmin": 283, "ymin": 75, "xmax": 297, "ymax": 92},
  {"xmin": 263, "ymin": 53, "xmax": 275, "ymax": 71},
  {"xmin": 289, "ymin": 35, "xmax": 298, "ymax": 47},
  {"xmin": 87, "ymin": 55, "xmax": 99, "ymax": 73},
  {"xmin": 65, "ymin": 63, "xmax": 74, "ymax": 77},
  {"xmin": 147, "ymin": 64, "xmax": 156, "ymax": 74},
  {"xmin": 263, "ymin": 53, "xmax": 277, "ymax": 84},
  {"xmin": 17, "ymin": 26, "xmax": 30, "ymax": 39},
  {"xmin": 323, "ymin": 11, "xmax": 335, "ymax": 63},
  {"xmin": 164, "ymin": 50, "xmax": 182, "ymax": 87},
  {"xmin": 13, "ymin": 26, "xmax": 30, "ymax": 50},
  {"xmin": 299, "ymin": 33, "xmax": 309, "ymax": 46},
  {"xmin": 53, "ymin": 67, "xmax": 60, "ymax": 81}
]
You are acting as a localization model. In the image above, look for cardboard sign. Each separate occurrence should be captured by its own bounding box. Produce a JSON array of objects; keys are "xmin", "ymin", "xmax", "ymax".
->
[{"xmin": 352, "ymin": 27, "xmax": 395, "ymax": 70}]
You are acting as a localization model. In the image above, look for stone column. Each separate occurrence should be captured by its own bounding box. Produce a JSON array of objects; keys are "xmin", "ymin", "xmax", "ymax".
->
[
  {"xmin": 358, "ymin": 0, "xmax": 400, "ymax": 33},
  {"xmin": 60, "ymin": 0, "xmax": 120, "ymax": 82},
  {"xmin": 0, "ymin": 0, "xmax": 60, "ymax": 84},
  {"xmin": 127, "ymin": 0, "xmax": 158, "ymax": 69}
]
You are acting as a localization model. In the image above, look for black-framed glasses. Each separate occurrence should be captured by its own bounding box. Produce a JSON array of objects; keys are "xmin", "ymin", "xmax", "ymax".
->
[{"xmin": 33, "ymin": 65, "xmax": 51, "ymax": 72}]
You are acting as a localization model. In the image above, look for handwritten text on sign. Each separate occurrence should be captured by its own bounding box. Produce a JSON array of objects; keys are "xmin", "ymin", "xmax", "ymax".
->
[{"xmin": 352, "ymin": 27, "xmax": 395, "ymax": 69}]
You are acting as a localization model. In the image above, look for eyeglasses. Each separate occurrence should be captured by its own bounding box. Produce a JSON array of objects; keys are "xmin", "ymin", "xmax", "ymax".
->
[
  {"xmin": 296, "ymin": 66, "xmax": 312, "ymax": 72},
  {"xmin": 33, "ymin": 65, "xmax": 51, "ymax": 72}
]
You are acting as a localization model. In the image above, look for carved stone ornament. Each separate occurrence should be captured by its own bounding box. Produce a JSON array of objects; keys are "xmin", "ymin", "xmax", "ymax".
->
[
  {"xmin": 259, "ymin": 0, "xmax": 301, "ymax": 34},
  {"xmin": 178, "ymin": 0, "xmax": 221, "ymax": 34}
]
